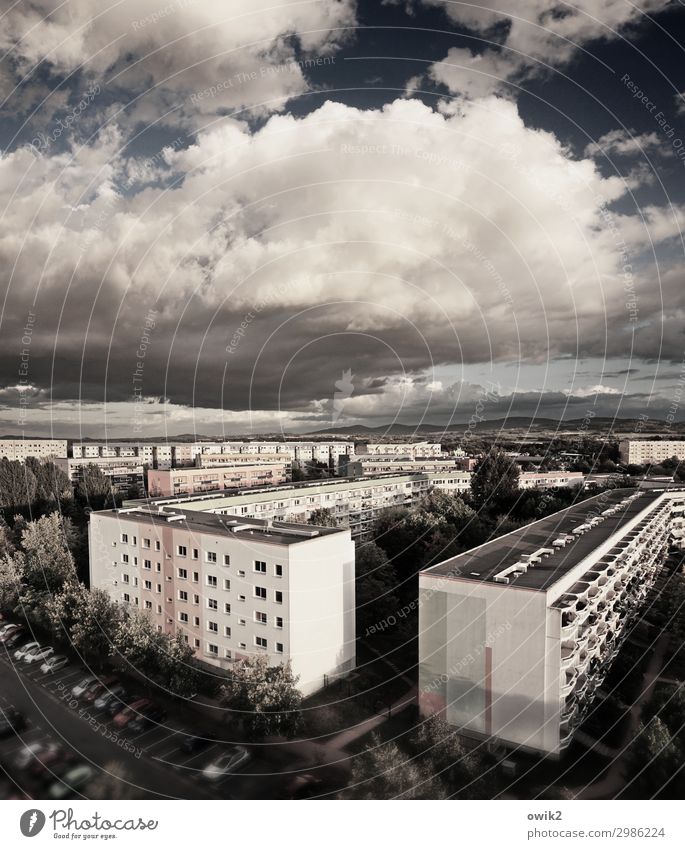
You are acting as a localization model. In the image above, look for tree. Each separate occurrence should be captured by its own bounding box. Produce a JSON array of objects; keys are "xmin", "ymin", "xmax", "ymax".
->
[
  {"xmin": 355, "ymin": 541, "xmax": 400, "ymax": 635},
  {"xmin": 307, "ymin": 508, "xmax": 338, "ymax": 527},
  {"xmin": 343, "ymin": 734, "xmax": 441, "ymax": 799},
  {"xmin": 627, "ymin": 717, "xmax": 679, "ymax": 797},
  {"xmin": 0, "ymin": 554, "xmax": 22, "ymax": 612},
  {"xmin": 18, "ymin": 512, "xmax": 77, "ymax": 594},
  {"xmin": 160, "ymin": 632, "xmax": 203, "ymax": 698},
  {"xmin": 76, "ymin": 464, "xmax": 116, "ymax": 509},
  {"xmin": 221, "ymin": 654, "xmax": 302, "ymax": 740},
  {"xmin": 48, "ymin": 582, "xmax": 122, "ymax": 663},
  {"xmin": 411, "ymin": 715, "xmax": 487, "ymax": 798},
  {"xmin": 0, "ymin": 516, "xmax": 14, "ymax": 558},
  {"xmin": 111, "ymin": 609, "xmax": 165, "ymax": 677},
  {"xmin": 25, "ymin": 457, "xmax": 73, "ymax": 504},
  {"xmin": 470, "ymin": 450, "xmax": 520, "ymax": 508},
  {"xmin": 0, "ymin": 458, "xmax": 37, "ymax": 509}
]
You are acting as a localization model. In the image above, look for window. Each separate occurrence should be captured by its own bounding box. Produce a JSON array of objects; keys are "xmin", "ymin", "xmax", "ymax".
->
[
  {"xmin": 238, "ymin": 570, "xmax": 245, "ymax": 577},
  {"xmin": 122, "ymin": 553, "xmax": 129, "ymax": 564},
  {"xmin": 194, "ymin": 639, "xmax": 200, "ymax": 648},
  {"xmin": 177, "ymin": 568, "xmax": 187, "ymax": 580},
  {"xmin": 178, "ymin": 590, "xmax": 188, "ymax": 602},
  {"xmin": 192, "ymin": 572, "xmax": 199, "ymax": 583},
  {"xmin": 143, "ymin": 538, "xmax": 151, "ymax": 548},
  {"xmin": 177, "ymin": 545, "xmax": 187, "ymax": 557},
  {"xmin": 223, "ymin": 554, "xmax": 231, "ymax": 566},
  {"xmin": 132, "ymin": 536, "xmax": 137, "ymax": 546},
  {"xmin": 121, "ymin": 533, "xmax": 128, "ymax": 544},
  {"xmin": 255, "ymin": 611, "xmax": 267, "ymax": 625},
  {"xmin": 207, "ymin": 621, "xmax": 218, "ymax": 633},
  {"xmin": 144, "ymin": 580, "xmax": 152, "ymax": 591},
  {"xmin": 255, "ymin": 636, "xmax": 267, "ymax": 649},
  {"xmin": 192, "ymin": 548, "xmax": 199, "ymax": 560},
  {"xmin": 254, "ymin": 560, "xmax": 266, "ymax": 573},
  {"xmin": 207, "ymin": 575, "xmax": 217, "ymax": 588},
  {"xmin": 193, "ymin": 616, "xmax": 200, "ymax": 627},
  {"xmin": 238, "ymin": 618, "xmax": 246, "ymax": 626},
  {"xmin": 275, "ymin": 564, "xmax": 283, "ymax": 577},
  {"xmin": 207, "ymin": 643, "xmax": 218, "ymax": 656},
  {"xmin": 123, "ymin": 593, "xmax": 130, "ymax": 603},
  {"xmin": 156, "ymin": 563, "xmax": 161, "ymax": 572},
  {"xmin": 239, "ymin": 642, "xmax": 246, "ymax": 649},
  {"xmin": 275, "ymin": 616, "xmax": 283, "ymax": 629},
  {"xmin": 156, "ymin": 584, "xmax": 161, "ymax": 594},
  {"xmin": 224, "ymin": 602, "xmax": 231, "ymax": 615},
  {"xmin": 224, "ymin": 626, "xmax": 231, "ymax": 637},
  {"xmin": 122, "ymin": 574, "xmax": 129, "ymax": 584},
  {"xmin": 275, "ymin": 591, "xmax": 283, "ymax": 604},
  {"xmin": 207, "ymin": 598, "xmax": 218, "ymax": 611},
  {"xmin": 144, "ymin": 600, "xmax": 152, "ymax": 610},
  {"xmin": 155, "ymin": 540, "xmax": 161, "ymax": 551},
  {"xmin": 193, "ymin": 594, "xmax": 200, "ymax": 605},
  {"xmin": 224, "ymin": 649, "xmax": 232, "ymax": 659},
  {"xmin": 156, "ymin": 604, "xmax": 162, "ymax": 614},
  {"xmin": 143, "ymin": 559, "xmax": 151, "ymax": 570},
  {"xmin": 179, "ymin": 612, "xmax": 189, "ymax": 624},
  {"xmin": 254, "ymin": 586, "xmax": 267, "ymax": 600},
  {"xmin": 206, "ymin": 551, "xmax": 217, "ymax": 563},
  {"xmin": 276, "ymin": 642, "xmax": 284, "ymax": 654},
  {"xmin": 239, "ymin": 594, "xmax": 245, "ymax": 602},
  {"xmin": 223, "ymin": 579, "xmax": 231, "ymax": 591}
]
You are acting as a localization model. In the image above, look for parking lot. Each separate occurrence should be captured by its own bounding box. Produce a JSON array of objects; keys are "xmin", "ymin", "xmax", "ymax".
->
[{"xmin": 0, "ymin": 630, "xmax": 271, "ymax": 799}]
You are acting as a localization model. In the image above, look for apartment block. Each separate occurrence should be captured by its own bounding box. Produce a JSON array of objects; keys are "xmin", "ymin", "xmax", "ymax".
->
[
  {"xmin": 356, "ymin": 442, "xmax": 443, "ymax": 458},
  {"xmin": 147, "ymin": 461, "xmax": 289, "ymax": 497},
  {"xmin": 343, "ymin": 455, "xmax": 461, "ymax": 477},
  {"xmin": 418, "ymin": 488, "xmax": 684, "ymax": 756},
  {"xmin": 0, "ymin": 438, "xmax": 67, "ymax": 462},
  {"xmin": 89, "ymin": 507, "xmax": 355, "ymax": 695},
  {"xmin": 518, "ymin": 471, "xmax": 585, "ymax": 490},
  {"xmin": 124, "ymin": 472, "xmax": 471, "ymax": 538},
  {"xmin": 62, "ymin": 456, "xmax": 146, "ymax": 494},
  {"xmin": 619, "ymin": 439, "xmax": 685, "ymax": 465}
]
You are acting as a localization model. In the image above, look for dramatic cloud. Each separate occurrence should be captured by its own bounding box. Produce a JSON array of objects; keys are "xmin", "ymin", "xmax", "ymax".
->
[
  {"xmin": 584, "ymin": 129, "xmax": 666, "ymax": 159},
  {"xmin": 407, "ymin": 0, "xmax": 671, "ymax": 98},
  {"xmin": 0, "ymin": 93, "xmax": 682, "ymax": 434}
]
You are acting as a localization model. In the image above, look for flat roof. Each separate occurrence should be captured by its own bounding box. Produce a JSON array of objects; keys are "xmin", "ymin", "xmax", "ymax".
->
[
  {"xmin": 422, "ymin": 489, "xmax": 667, "ymax": 591},
  {"xmin": 93, "ymin": 507, "xmax": 346, "ymax": 546}
]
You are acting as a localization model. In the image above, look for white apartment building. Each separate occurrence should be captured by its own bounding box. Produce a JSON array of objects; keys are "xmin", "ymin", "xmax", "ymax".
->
[
  {"xmin": 619, "ymin": 439, "xmax": 685, "ymax": 465},
  {"xmin": 519, "ymin": 471, "xmax": 585, "ymax": 490},
  {"xmin": 60, "ymin": 456, "xmax": 146, "ymax": 494},
  {"xmin": 419, "ymin": 487, "xmax": 685, "ymax": 756},
  {"xmin": 124, "ymin": 471, "xmax": 472, "ymax": 539},
  {"xmin": 0, "ymin": 438, "xmax": 67, "ymax": 462},
  {"xmin": 344, "ymin": 455, "xmax": 459, "ymax": 477},
  {"xmin": 356, "ymin": 442, "xmax": 443, "ymax": 458},
  {"xmin": 89, "ymin": 508, "xmax": 355, "ymax": 696},
  {"xmin": 147, "ymin": 461, "xmax": 289, "ymax": 497}
]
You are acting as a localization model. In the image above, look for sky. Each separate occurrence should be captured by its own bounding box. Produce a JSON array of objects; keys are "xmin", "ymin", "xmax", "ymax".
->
[{"xmin": 0, "ymin": 0, "xmax": 684, "ymax": 438}]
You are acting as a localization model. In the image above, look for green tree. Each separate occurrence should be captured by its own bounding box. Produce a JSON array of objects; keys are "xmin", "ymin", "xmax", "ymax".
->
[
  {"xmin": 0, "ymin": 458, "xmax": 37, "ymax": 509},
  {"xmin": 470, "ymin": 450, "xmax": 520, "ymax": 508},
  {"xmin": 160, "ymin": 631, "xmax": 203, "ymax": 698},
  {"xmin": 18, "ymin": 512, "xmax": 77, "ymax": 594},
  {"xmin": 355, "ymin": 541, "xmax": 400, "ymax": 636},
  {"xmin": 25, "ymin": 457, "xmax": 73, "ymax": 504},
  {"xmin": 221, "ymin": 654, "xmax": 302, "ymax": 740},
  {"xmin": 343, "ymin": 734, "xmax": 441, "ymax": 799},
  {"xmin": 48, "ymin": 582, "xmax": 122, "ymax": 663},
  {"xmin": 411, "ymin": 715, "xmax": 486, "ymax": 798},
  {"xmin": 627, "ymin": 717, "xmax": 679, "ymax": 797},
  {"xmin": 307, "ymin": 508, "xmax": 338, "ymax": 527},
  {"xmin": 111, "ymin": 609, "xmax": 165, "ymax": 676},
  {"xmin": 0, "ymin": 554, "xmax": 22, "ymax": 612},
  {"xmin": 76, "ymin": 464, "xmax": 116, "ymax": 508}
]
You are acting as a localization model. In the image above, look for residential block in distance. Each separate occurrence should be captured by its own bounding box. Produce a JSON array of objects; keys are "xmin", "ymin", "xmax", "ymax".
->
[
  {"xmin": 147, "ymin": 460, "xmax": 290, "ymax": 497},
  {"xmin": 89, "ymin": 506, "xmax": 356, "ymax": 696},
  {"xmin": 0, "ymin": 438, "xmax": 68, "ymax": 462},
  {"xmin": 418, "ymin": 488, "xmax": 685, "ymax": 756},
  {"xmin": 619, "ymin": 439, "xmax": 685, "ymax": 465}
]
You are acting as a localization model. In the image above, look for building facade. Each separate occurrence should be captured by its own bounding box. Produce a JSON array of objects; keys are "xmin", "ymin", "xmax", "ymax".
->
[
  {"xmin": 124, "ymin": 471, "xmax": 471, "ymax": 539},
  {"xmin": 0, "ymin": 438, "xmax": 67, "ymax": 462},
  {"xmin": 418, "ymin": 488, "xmax": 684, "ymax": 756},
  {"xmin": 356, "ymin": 442, "xmax": 443, "ymax": 458},
  {"xmin": 619, "ymin": 439, "xmax": 685, "ymax": 465},
  {"xmin": 518, "ymin": 471, "xmax": 585, "ymax": 490},
  {"xmin": 89, "ymin": 507, "xmax": 356, "ymax": 696},
  {"xmin": 343, "ymin": 455, "xmax": 461, "ymax": 477},
  {"xmin": 147, "ymin": 461, "xmax": 289, "ymax": 497},
  {"xmin": 61, "ymin": 457, "xmax": 146, "ymax": 495}
]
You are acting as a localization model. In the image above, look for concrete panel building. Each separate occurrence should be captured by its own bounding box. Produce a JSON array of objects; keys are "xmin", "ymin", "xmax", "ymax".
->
[
  {"xmin": 418, "ymin": 488, "xmax": 684, "ymax": 756},
  {"xmin": 147, "ymin": 461, "xmax": 289, "ymax": 497},
  {"xmin": 619, "ymin": 439, "xmax": 685, "ymax": 465},
  {"xmin": 343, "ymin": 455, "xmax": 461, "ymax": 477},
  {"xmin": 89, "ymin": 507, "xmax": 355, "ymax": 696},
  {"xmin": 356, "ymin": 442, "xmax": 443, "ymax": 458},
  {"xmin": 0, "ymin": 438, "xmax": 67, "ymax": 462},
  {"xmin": 61, "ymin": 456, "xmax": 146, "ymax": 495},
  {"xmin": 518, "ymin": 471, "xmax": 585, "ymax": 490}
]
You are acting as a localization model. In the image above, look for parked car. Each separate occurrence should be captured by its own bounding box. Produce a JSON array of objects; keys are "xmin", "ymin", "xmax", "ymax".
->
[
  {"xmin": 113, "ymin": 698, "xmax": 152, "ymax": 729},
  {"xmin": 0, "ymin": 707, "xmax": 26, "ymax": 737},
  {"xmin": 201, "ymin": 747, "xmax": 250, "ymax": 782},
  {"xmin": 31, "ymin": 748, "xmax": 76, "ymax": 780},
  {"xmin": 0, "ymin": 624, "xmax": 25, "ymax": 644},
  {"xmin": 14, "ymin": 741, "xmax": 60, "ymax": 771},
  {"xmin": 93, "ymin": 684, "xmax": 127, "ymax": 711},
  {"xmin": 127, "ymin": 705, "xmax": 167, "ymax": 734},
  {"xmin": 80, "ymin": 675, "xmax": 118, "ymax": 705},
  {"xmin": 13, "ymin": 641, "xmax": 41, "ymax": 662},
  {"xmin": 23, "ymin": 646, "xmax": 55, "ymax": 665},
  {"xmin": 47, "ymin": 764, "xmax": 97, "ymax": 799},
  {"xmin": 0, "ymin": 622, "xmax": 17, "ymax": 635},
  {"xmin": 106, "ymin": 692, "xmax": 133, "ymax": 717},
  {"xmin": 40, "ymin": 654, "xmax": 70, "ymax": 674},
  {"xmin": 3, "ymin": 630, "xmax": 27, "ymax": 649},
  {"xmin": 71, "ymin": 675, "xmax": 99, "ymax": 699},
  {"xmin": 180, "ymin": 734, "xmax": 214, "ymax": 754}
]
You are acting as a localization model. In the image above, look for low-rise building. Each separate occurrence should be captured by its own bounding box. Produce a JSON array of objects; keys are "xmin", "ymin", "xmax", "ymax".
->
[
  {"xmin": 356, "ymin": 442, "xmax": 443, "ymax": 458},
  {"xmin": 61, "ymin": 456, "xmax": 146, "ymax": 495},
  {"xmin": 519, "ymin": 471, "xmax": 585, "ymax": 490},
  {"xmin": 343, "ymin": 455, "xmax": 461, "ymax": 477},
  {"xmin": 619, "ymin": 439, "xmax": 685, "ymax": 465},
  {"xmin": 147, "ymin": 461, "xmax": 289, "ymax": 497},
  {"xmin": 418, "ymin": 488, "xmax": 685, "ymax": 756},
  {"xmin": 0, "ymin": 438, "xmax": 67, "ymax": 462},
  {"xmin": 89, "ymin": 507, "xmax": 355, "ymax": 696}
]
